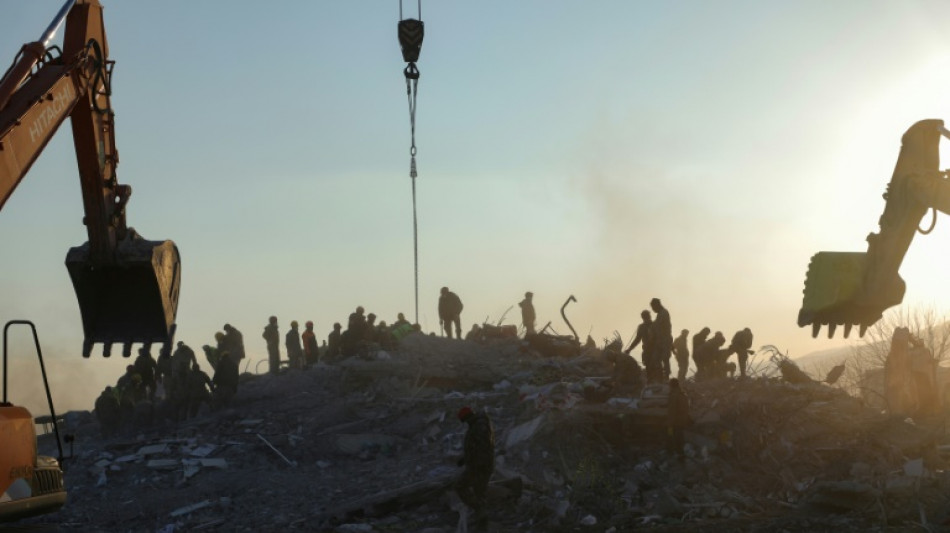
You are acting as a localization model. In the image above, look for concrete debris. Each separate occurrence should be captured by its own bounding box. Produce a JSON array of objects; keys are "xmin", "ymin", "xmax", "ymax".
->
[{"xmin": 38, "ymin": 333, "xmax": 950, "ymax": 531}]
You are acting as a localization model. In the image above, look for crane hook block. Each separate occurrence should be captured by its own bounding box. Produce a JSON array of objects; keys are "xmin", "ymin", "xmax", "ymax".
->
[{"xmin": 398, "ymin": 19, "xmax": 424, "ymax": 63}]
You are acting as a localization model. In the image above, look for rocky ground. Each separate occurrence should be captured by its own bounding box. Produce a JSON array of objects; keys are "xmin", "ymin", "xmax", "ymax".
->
[{"xmin": 17, "ymin": 333, "xmax": 950, "ymax": 532}]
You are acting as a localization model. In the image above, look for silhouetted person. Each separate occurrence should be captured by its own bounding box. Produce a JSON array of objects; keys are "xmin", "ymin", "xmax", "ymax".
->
[
  {"xmin": 519, "ymin": 291, "xmax": 536, "ymax": 336},
  {"xmin": 625, "ymin": 311, "xmax": 657, "ymax": 382},
  {"xmin": 650, "ymin": 298, "xmax": 673, "ymax": 381},
  {"xmin": 456, "ymin": 406, "xmax": 494, "ymax": 523},
  {"xmin": 286, "ymin": 320, "xmax": 303, "ymax": 369},
  {"xmin": 327, "ymin": 322, "xmax": 342, "ymax": 361},
  {"xmin": 343, "ymin": 306, "xmax": 366, "ymax": 356},
  {"xmin": 672, "ymin": 329, "xmax": 690, "ymax": 381},
  {"xmin": 185, "ymin": 361, "xmax": 213, "ymax": 418},
  {"xmin": 302, "ymin": 321, "xmax": 319, "ymax": 366},
  {"xmin": 95, "ymin": 386, "xmax": 120, "ymax": 437},
  {"xmin": 263, "ymin": 316, "xmax": 280, "ymax": 375},
  {"xmin": 133, "ymin": 346, "xmax": 158, "ymax": 401},
  {"xmin": 213, "ymin": 351, "xmax": 239, "ymax": 408},
  {"xmin": 691, "ymin": 327, "xmax": 710, "ymax": 378},
  {"xmin": 364, "ymin": 313, "xmax": 378, "ymax": 343},
  {"xmin": 439, "ymin": 287, "xmax": 464, "ymax": 339},
  {"xmin": 728, "ymin": 328, "xmax": 754, "ymax": 378},
  {"xmin": 697, "ymin": 331, "xmax": 729, "ymax": 380},
  {"xmin": 667, "ymin": 378, "xmax": 691, "ymax": 459},
  {"xmin": 393, "ymin": 312, "xmax": 410, "ymax": 328},
  {"xmin": 222, "ymin": 323, "xmax": 246, "ymax": 362}
]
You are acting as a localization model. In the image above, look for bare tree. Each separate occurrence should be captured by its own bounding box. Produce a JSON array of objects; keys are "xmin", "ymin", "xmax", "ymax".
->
[{"xmin": 842, "ymin": 306, "xmax": 950, "ymax": 406}]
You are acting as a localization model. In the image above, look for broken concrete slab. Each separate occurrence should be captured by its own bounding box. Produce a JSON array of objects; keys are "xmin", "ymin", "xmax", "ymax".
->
[
  {"xmin": 136, "ymin": 443, "xmax": 169, "ymax": 456},
  {"xmin": 199, "ymin": 458, "xmax": 228, "ymax": 469},
  {"xmin": 170, "ymin": 499, "xmax": 212, "ymax": 517},
  {"xmin": 505, "ymin": 414, "xmax": 544, "ymax": 449},
  {"xmin": 335, "ymin": 434, "xmax": 398, "ymax": 456}
]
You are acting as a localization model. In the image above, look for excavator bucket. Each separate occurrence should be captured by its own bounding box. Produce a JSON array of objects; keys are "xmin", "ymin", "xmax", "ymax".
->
[
  {"xmin": 65, "ymin": 237, "xmax": 180, "ymax": 357},
  {"xmin": 798, "ymin": 251, "xmax": 904, "ymax": 338}
]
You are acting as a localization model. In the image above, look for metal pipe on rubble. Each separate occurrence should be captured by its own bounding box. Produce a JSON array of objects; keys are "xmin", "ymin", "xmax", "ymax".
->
[{"xmin": 561, "ymin": 295, "xmax": 578, "ymax": 342}]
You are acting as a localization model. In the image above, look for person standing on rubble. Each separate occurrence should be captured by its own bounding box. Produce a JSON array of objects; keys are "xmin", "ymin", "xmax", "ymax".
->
[
  {"xmin": 263, "ymin": 316, "xmax": 281, "ymax": 375},
  {"xmin": 302, "ymin": 321, "xmax": 319, "ymax": 367},
  {"xmin": 343, "ymin": 306, "xmax": 366, "ymax": 356},
  {"xmin": 133, "ymin": 346, "xmax": 159, "ymax": 401},
  {"xmin": 650, "ymin": 298, "xmax": 674, "ymax": 381},
  {"xmin": 327, "ymin": 322, "xmax": 342, "ymax": 362},
  {"xmin": 212, "ymin": 351, "xmax": 239, "ymax": 408},
  {"xmin": 728, "ymin": 328, "xmax": 754, "ymax": 378},
  {"xmin": 185, "ymin": 361, "xmax": 213, "ymax": 418},
  {"xmin": 691, "ymin": 327, "xmax": 710, "ymax": 379},
  {"xmin": 672, "ymin": 329, "xmax": 690, "ymax": 381},
  {"xmin": 698, "ymin": 331, "xmax": 729, "ymax": 380},
  {"xmin": 286, "ymin": 320, "xmax": 304, "ymax": 369},
  {"xmin": 222, "ymin": 323, "xmax": 246, "ymax": 362},
  {"xmin": 439, "ymin": 287, "xmax": 464, "ymax": 339},
  {"xmin": 456, "ymin": 406, "xmax": 494, "ymax": 523},
  {"xmin": 518, "ymin": 291, "xmax": 536, "ymax": 336},
  {"xmin": 625, "ymin": 311, "xmax": 657, "ymax": 382},
  {"xmin": 667, "ymin": 378, "xmax": 691, "ymax": 460}
]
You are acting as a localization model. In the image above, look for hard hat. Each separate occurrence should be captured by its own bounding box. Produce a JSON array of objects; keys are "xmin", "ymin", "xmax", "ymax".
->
[
  {"xmin": 457, "ymin": 406, "xmax": 474, "ymax": 422},
  {"xmin": 306, "ymin": 320, "xmax": 314, "ymax": 328},
  {"xmin": 291, "ymin": 320, "xmax": 298, "ymax": 328}
]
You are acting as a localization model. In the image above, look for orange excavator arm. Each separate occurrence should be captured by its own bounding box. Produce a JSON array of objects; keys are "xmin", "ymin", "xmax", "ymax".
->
[
  {"xmin": 799, "ymin": 119, "xmax": 950, "ymax": 338},
  {"xmin": 0, "ymin": 0, "xmax": 180, "ymax": 357}
]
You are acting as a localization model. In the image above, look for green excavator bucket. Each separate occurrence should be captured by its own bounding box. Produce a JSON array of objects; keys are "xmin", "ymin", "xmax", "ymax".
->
[
  {"xmin": 798, "ymin": 251, "xmax": 904, "ymax": 338},
  {"xmin": 65, "ymin": 237, "xmax": 180, "ymax": 357}
]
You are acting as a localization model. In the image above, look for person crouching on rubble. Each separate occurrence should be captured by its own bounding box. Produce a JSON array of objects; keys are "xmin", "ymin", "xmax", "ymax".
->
[
  {"xmin": 456, "ymin": 406, "xmax": 494, "ymax": 524},
  {"xmin": 667, "ymin": 378, "xmax": 691, "ymax": 460}
]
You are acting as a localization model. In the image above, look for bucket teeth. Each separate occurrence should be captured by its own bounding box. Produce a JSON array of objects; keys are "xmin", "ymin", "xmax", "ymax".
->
[
  {"xmin": 812, "ymin": 322, "xmax": 821, "ymax": 338},
  {"xmin": 827, "ymin": 323, "xmax": 837, "ymax": 338},
  {"xmin": 843, "ymin": 323, "xmax": 853, "ymax": 338},
  {"xmin": 859, "ymin": 324, "xmax": 868, "ymax": 337}
]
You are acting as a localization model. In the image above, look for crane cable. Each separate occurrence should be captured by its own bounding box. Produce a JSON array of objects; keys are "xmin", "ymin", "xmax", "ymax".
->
[{"xmin": 398, "ymin": 1, "xmax": 424, "ymax": 324}]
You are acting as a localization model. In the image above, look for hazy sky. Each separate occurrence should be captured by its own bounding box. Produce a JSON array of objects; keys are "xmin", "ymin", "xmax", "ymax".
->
[{"xmin": 4, "ymin": 1, "xmax": 950, "ymax": 414}]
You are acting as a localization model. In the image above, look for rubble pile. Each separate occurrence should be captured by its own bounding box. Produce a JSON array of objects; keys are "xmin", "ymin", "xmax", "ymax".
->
[{"xmin": 30, "ymin": 334, "xmax": 950, "ymax": 532}]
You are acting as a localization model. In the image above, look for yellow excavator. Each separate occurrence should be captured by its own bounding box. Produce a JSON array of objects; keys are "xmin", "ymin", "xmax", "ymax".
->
[
  {"xmin": 0, "ymin": 0, "xmax": 180, "ymax": 520},
  {"xmin": 799, "ymin": 119, "xmax": 950, "ymax": 339}
]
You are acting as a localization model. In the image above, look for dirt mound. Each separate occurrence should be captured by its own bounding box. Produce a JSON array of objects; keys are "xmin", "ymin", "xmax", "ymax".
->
[{"xmin": 23, "ymin": 333, "xmax": 950, "ymax": 531}]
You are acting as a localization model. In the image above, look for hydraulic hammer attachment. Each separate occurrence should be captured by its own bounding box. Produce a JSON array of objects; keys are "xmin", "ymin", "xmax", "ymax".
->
[
  {"xmin": 65, "ymin": 236, "xmax": 180, "ymax": 357},
  {"xmin": 797, "ymin": 251, "xmax": 904, "ymax": 338}
]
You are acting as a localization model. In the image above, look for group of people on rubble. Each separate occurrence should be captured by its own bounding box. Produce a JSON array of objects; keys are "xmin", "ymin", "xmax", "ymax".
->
[
  {"xmin": 94, "ymin": 325, "xmax": 244, "ymax": 437},
  {"xmin": 617, "ymin": 297, "xmax": 756, "ymax": 385},
  {"xmin": 260, "ymin": 308, "xmax": 420, "ymax": 374}
]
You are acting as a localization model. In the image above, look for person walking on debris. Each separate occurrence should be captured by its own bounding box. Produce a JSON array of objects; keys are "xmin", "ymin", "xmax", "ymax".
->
[
  {"xmin": 302, "ymin": 321, "xmax": 319, "ymax": 367},
  {"xmin": 519, "ymin": 291, "xmax": 536, "ymax": 336},
  {"xmin": 263, "ymin": 316, "xmax": 280, "ymax": 374},
  {"xmin": 625, "ymin": 311, "xmax": 657, "ymax": 382},
  {"xmin": 672, "ymin": 329, "xmax": 690, "ymax": 382},
  {"xmin": 222, "ymin": 323, "xmax": 246, "ymax": 362},
  {"xmin": 286, "ymin": 320, "xmax": 303, "ymax": 369},
  {"xmin": 185, "ymin": 361, "xmax": 213, "ymax": 418},
  {"xmin": 456, "ymin": 406, "xmax": 494, "ymax": 523},
  {"xmin": 728, "ymin": 328, "xmax": 754, "ymax": 378},
  {"xmin": 667, "ymin": 378, "xmax": 691, "ymax": 460},
  {"xmin": 213, "ymin": 351, "xmax": 239, "ymax": 408},
  {"xmin": 691, "ymin": 327, "xmax": 710, "ymax": 379},
  {"xmin": 439, "ymin": 287, "xmax": 464, "ymax": 339},
  {"xmin": 133, "ymin": 346, "xmax": 158, "ymax": 401},
  {"xmin": 327, "ymin": 322, "xmax": 342, "ymax": 362},
  {"xmin": 650, "ymin": 298, "xmax": 674, "ymax": 381}
]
